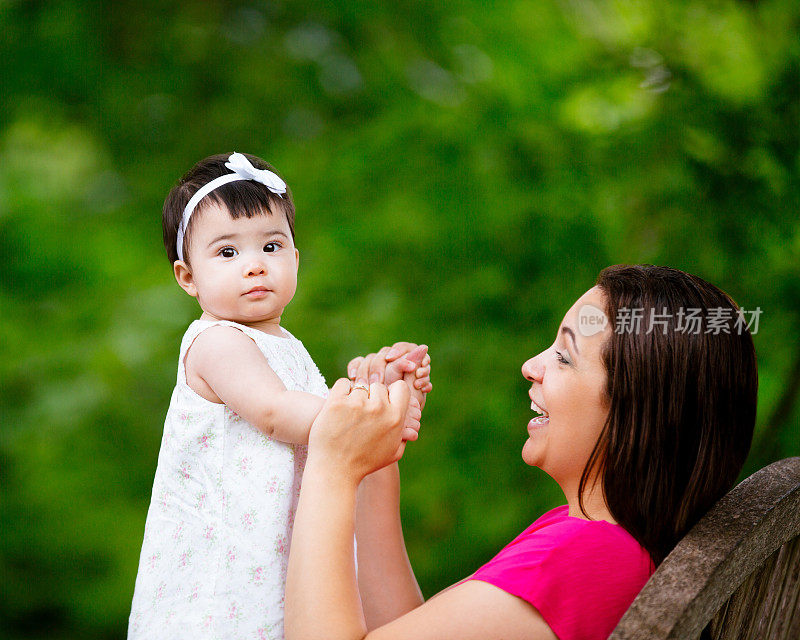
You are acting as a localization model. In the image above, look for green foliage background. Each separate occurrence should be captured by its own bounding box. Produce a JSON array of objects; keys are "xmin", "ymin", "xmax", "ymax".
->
[{"xmin": 1, "ymin": 1, "xmax": 799, "ymax": 637}]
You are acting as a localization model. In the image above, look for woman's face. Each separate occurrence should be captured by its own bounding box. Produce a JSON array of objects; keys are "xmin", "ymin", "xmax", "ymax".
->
[{"xmin": 521, "ymin": 286, "xmax": 611, "ymax": 489}]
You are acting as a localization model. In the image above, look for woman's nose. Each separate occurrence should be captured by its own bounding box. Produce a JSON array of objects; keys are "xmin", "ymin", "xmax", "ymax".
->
[{"xmin": 521, "ymin": 352, "xmax": 545, "ymax": 382}]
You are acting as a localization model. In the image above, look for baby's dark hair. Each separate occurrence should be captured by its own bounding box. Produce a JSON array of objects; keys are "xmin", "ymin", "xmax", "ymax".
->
[{"xmin": 162, "ymin": 153, "xmax": 295, "ymax": 264}]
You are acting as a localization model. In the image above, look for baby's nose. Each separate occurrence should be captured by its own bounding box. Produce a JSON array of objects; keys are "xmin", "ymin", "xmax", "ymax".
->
[{"xmin": 244, "ymin": 260, "xmax": 266, "ymax": 277}]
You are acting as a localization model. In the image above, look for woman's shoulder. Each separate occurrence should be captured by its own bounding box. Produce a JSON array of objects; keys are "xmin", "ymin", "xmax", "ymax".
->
[
  {"xmin": 471, "ymin": 506, "xmax": 654, "ymax": 640},
  {"xmin": 485, "ymin": 505, "xmax": 653, "ymax": 576},
  {"xmin": 549, "ymin": 506, "xmax": 640, "ymax": 540}
]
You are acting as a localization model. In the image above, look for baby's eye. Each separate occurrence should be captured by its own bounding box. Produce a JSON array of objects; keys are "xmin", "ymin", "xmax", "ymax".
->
[
  {"xmin": 219, "ymin": 247, "xmax": 237, "ymax": 258},
  {"xmin": 263, "ymin": 242, "xmax": 281, "ymax": 253}
]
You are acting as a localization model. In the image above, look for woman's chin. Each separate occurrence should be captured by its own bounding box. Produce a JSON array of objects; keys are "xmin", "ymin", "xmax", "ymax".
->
[
  {"xmin": 522, "ymin": 435, "xmax": 544, "ymax": 467},
  {"xmin": 522, "ymin": 415, "xmax": 549, "ymax": 465}
]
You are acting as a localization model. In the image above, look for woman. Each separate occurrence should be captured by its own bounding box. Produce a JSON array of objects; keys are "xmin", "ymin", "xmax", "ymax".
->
[{"xmin": 285, "ymin": 265, "xmax": 758, "ymax": 640}]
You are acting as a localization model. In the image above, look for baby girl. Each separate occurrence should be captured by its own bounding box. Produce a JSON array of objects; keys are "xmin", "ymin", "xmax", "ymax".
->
[{"xmin": 128, "ymin": 152, "xmax": 430, "ymax": 639}]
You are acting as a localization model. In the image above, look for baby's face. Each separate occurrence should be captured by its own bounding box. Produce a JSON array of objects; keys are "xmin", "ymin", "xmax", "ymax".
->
[{"xmin": 177, "ymin": 203, "xmax": 298, "ymax": 330}]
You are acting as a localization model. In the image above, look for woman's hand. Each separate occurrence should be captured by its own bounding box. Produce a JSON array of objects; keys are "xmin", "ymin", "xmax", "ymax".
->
[
  {"xmin": 290, "ymin": 385, "xmax": 557, "ymax": 640},
  {"xmin": 308, "ymin": 378, "xmax": 411, "ymax": 485}
]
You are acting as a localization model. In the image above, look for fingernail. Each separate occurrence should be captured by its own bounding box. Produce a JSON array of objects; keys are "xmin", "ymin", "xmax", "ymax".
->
[
  {"xmin": 347, "ymin": 367, "xmax": 355, "ymax": 378},
  {"xmin": 356, "ymin": 378, "xmax": 367, "ymax": 386},
  {"xmin": 369, "ymin": 373, "xmax": 379, "ymax": 383},
  {"xmin": 386, "ymin": 349, "xmax": 399, "ymax": 359}
]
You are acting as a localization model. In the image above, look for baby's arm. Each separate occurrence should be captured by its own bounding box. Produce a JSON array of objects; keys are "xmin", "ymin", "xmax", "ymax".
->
[{"xmin": 185, "ymin": 325, "xmax": 324, "ymax": 445}]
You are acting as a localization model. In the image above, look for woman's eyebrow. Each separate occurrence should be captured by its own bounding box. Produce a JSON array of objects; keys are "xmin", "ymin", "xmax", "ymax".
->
[{"xmin": 561, "ymin": 326, "xmax": 580, "ymax": 356}]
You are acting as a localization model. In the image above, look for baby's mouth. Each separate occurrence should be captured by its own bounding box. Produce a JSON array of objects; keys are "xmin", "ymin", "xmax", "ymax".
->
[{"xmin": 244, "ymin": 286, "xmax": 270, "ymax": 297}]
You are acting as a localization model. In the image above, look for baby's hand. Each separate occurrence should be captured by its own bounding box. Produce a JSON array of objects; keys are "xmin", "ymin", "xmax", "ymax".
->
[
  {"xmin": 347, "ymin": 343, "xmax": 432, "ymax": 437},
  {"xmin": 348, "ymin": 343, "xmax": 431, "ymax": 393},
  {"xmin": 348, "ymin": 344, "xmax": 431, "ymax": 404},
  {"xmin": 385, "ymin": 345, "xmax": 428, "ymax": 408}
]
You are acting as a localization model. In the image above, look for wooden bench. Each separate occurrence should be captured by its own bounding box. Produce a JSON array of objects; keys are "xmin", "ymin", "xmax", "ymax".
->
[{"xmin": 609, "ymin": 457, "xmax": 800, "ymax": 640}]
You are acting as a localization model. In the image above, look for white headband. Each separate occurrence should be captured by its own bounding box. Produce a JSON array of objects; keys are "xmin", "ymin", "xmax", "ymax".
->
[{"xmin": 176, "ymin": 152, "xmax": 287, "ymax": 261}]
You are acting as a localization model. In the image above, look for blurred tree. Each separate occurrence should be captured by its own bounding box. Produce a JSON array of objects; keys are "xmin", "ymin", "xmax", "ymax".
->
[{"xmin": 1, "ymin": 0, "xmax": 798, "ymax": 637}]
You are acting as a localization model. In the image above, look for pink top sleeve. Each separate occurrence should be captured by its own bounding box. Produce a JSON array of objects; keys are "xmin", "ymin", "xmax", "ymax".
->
[{"xmin": 470, "ymin": 506, "xmax": 655, "ymax": 640}]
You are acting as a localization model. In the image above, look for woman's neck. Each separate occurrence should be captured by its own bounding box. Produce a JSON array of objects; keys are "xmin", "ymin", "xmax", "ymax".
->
[{"xmin": 562, "ymin": 477, "xmax": 617, "ymax": 523}]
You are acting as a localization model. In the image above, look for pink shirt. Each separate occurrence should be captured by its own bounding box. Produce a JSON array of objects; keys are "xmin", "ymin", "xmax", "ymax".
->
[{"xmin": 470, "ymin": 506, "xmax": 654, "ymax": 640}]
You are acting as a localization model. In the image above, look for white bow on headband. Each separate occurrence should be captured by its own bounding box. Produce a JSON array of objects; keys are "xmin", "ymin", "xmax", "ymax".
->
[
  {"xmin": 224, "ymin": 152, "xmax": 287, "ymax": 195},
  {"xmin": 176, "ymin": 152, "xmax": 287, "ymax": 261}
]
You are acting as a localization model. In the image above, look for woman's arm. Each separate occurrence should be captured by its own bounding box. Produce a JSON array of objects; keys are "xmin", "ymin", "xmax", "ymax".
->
[
  {"xmin": 285, "ymin": 380, "xmax": 557, "ymax": 640},
  {"xmin": 356, "ymin": 463, "xmax": 423, "ymax": 629},
  {"xmin": 349, "ymin": 347, "xmax": 429, "ymax": 627},
  {"xmin": 286, "ymin": 379, "xmax": 407, "ymax": 639}
]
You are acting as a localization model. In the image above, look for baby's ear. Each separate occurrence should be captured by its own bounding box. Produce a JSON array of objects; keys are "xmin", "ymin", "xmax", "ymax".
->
[{"xmin": 173, "ymin": 260, "xmax": 198, "ymax": 297}]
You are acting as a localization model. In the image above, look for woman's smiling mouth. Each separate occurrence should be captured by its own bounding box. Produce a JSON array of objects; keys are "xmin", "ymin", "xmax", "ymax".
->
[
  {"xmin": 530, "ymin": 398, "xmax": 548, "ymax": 416},
  {"xmin": 529, "ymin": 397, "xmax": 550, "ymax": 432}
]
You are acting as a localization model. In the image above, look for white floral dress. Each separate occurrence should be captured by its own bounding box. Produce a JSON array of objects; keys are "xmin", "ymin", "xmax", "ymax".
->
[{"xmin": 128, "ymin": 320, "xmax": 328, "ymax": 640}]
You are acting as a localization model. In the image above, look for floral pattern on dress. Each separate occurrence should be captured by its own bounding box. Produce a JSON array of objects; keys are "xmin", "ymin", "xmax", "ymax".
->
[{"xmin": 129, "ymin": 320, "xmax": 328, "ymax": 640}]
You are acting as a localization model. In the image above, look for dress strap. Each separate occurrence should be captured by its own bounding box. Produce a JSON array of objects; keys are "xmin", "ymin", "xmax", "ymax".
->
[{"xmin": 176, "ymin": 319, "xmax": 287, "ymax": 386}]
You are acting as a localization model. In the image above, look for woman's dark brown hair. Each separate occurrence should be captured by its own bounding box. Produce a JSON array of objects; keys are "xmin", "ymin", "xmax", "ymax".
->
[
  {"xmin": 580, "ymin": 265, "xmax": 758, "ymax": 566},
  {"xmin": 162, "ymin": 153, "xmax": 295, "ymax": 264}
]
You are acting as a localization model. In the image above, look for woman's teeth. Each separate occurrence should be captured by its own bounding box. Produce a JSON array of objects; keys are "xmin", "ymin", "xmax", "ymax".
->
[
  {"xmin": 530, "ymin": 400, "xmax": 549, "ymax": 417},
  {"xmin": 528, "ymin": 398, "xmax": 550, "ymax": 432}
]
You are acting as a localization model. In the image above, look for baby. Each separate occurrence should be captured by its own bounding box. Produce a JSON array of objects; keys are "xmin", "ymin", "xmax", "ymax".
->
[{"xmin": 128, "ymin": 153, "xmax": 430, "ymax": 639}]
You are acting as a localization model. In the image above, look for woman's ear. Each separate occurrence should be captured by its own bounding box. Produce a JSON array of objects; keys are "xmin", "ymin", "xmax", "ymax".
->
[
  {"xmin": 173, "ymin": 260, "xmax": 198, "ymax": 297},
  {"xmin": 295, "ymin": 248, "xmax": 300, "ymax": 271}
]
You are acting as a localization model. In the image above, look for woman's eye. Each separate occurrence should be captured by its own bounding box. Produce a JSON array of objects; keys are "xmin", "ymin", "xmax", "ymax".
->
[
  {"xmin": 219, "ymin": 247, "xmax": 237, "ymax": 258},
  {"xmin": 263, "ymin": 242, "xmax": 280, "ymax": 253},
  {"xmin": 555, "ymin": 350, "xmax": 570, "ymax": 365}
]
